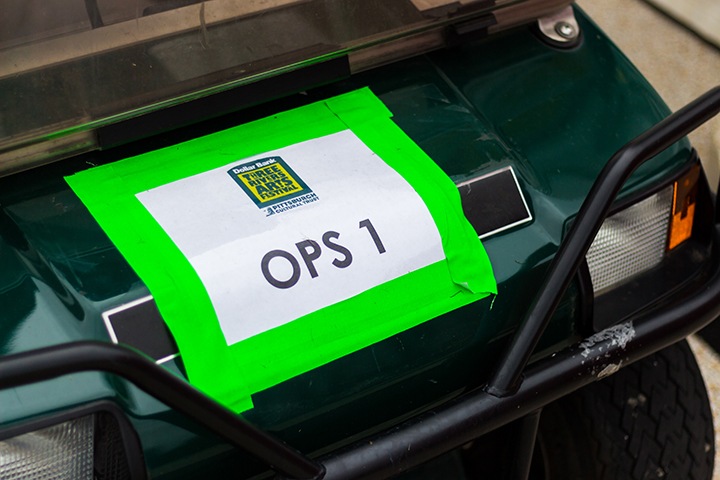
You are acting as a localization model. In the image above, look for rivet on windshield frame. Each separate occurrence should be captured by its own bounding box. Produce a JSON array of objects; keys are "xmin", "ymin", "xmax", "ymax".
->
[{"xmin": 555, "ymin": 22, "xmax": 577, "ymax": 39}]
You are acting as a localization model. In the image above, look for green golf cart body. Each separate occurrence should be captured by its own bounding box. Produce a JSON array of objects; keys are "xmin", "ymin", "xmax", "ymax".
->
[{"xmin": 1, "ymin": 1, "xmax": 720, "ymax": 478}]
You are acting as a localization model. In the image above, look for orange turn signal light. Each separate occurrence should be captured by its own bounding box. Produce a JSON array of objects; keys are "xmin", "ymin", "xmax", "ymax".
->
[{"xmin": 668, "ymin": 165, "xmax": 700, "ymax": 250}]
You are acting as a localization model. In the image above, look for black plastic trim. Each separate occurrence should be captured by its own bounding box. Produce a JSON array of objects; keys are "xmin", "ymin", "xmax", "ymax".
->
[
  {"xmin": 84, "ymin": 0, "xmax": 104, "ymax": 28},
  {"xmin": 575, "ymin": 260, "xmax": 595, "ymax": 337},
  {"xmin": 446, "ymin": 14, "xmax": 497, "ymax": 46},
  {"xmin": 509, "ymin": 410, "xmax": 542, "ymax": 480}
]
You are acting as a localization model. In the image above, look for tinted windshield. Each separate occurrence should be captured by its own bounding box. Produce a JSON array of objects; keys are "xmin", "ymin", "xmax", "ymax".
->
[{"xmin": 0, "ymin": 0, "xmax": 559, "ymax": 174}]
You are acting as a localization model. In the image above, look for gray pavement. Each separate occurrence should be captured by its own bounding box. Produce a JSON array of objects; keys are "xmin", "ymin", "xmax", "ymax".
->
[{"xmin": 688, "ymin": 335, "xmax": 720, "ymax": 479}]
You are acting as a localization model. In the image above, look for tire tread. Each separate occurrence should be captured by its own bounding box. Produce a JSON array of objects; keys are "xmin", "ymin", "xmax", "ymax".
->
[{"xmin": 571, "ymin": 341, "xmax": 714, "ymax": 480}]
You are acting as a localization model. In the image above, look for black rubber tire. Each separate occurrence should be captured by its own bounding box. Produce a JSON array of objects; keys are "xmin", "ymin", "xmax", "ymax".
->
[{"xmin": 534, "ymin": 340, "xmax": 715, "ymax": 480}]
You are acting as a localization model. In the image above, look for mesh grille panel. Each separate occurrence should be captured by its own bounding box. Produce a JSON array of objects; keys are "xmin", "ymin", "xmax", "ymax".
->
[
  {"xmin": 586, "ymin": 186, "xmax": 673, "ymax": 293},
  {"xmin": 94, "ymin": 412, "xmax": 133, "ymax": 480}
]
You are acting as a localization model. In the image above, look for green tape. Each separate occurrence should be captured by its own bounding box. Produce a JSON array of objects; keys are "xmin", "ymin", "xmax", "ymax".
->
[{"xmin": 67, "ymin": 88, "xmax": 496, "ymax": 412}]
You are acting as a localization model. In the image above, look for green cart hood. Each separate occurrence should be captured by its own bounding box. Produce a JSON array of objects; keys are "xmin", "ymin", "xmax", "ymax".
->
[{"xmin": 0, "ymin": 9, "xmax": 692, "ymax": 477}]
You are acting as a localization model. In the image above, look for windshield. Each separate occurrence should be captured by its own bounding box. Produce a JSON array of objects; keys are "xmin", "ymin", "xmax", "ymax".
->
[{"xmin": 0, "ymin": 0, "xmax": 565, "ymax": 175}]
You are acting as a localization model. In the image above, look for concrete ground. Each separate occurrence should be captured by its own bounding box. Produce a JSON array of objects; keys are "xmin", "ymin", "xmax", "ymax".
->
[
  {"xmin": 577, "ymin": 0, "xmax": 720, "ymax": 476},
  {"xmin": 689, "ymin": 334, "xmax": 720, "ymax": 479}
]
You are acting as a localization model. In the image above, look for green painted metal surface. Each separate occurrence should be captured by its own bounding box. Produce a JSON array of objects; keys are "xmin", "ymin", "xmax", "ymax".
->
[{"xmin": 0, "ymin": 9, "xmax": 693, "ymax": 477}]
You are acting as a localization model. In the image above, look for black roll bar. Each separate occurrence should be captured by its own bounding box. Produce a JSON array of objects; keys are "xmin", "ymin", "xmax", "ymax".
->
[
  {"xmin": 0, "ymin": 342, "xmax": 325, "ymax": 480},
  {"xmin": 0, "ymin": 87, "xmax": 719, "ymax": 480},
  {"xmin": 486, "ymin": 85, "xmax": 720, "ymax": 397},
  {"xmin": 318, "ymin": 226, "xmax": 720, "ymax": 479}
]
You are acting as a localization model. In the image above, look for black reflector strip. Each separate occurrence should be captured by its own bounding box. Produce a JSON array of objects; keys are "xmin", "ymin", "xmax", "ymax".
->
[
  {"xmin": 458, "ymin": 166, "xmax": 532, "ymax": 238},
  {"xmin": 103, "ymin": 296, "xmax": 178, "ymax": 363}
]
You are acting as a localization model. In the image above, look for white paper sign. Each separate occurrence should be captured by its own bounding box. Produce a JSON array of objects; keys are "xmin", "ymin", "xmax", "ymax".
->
[{"xmin": 137, "ymin": 130, "xmax": 444, "ymax": 346}]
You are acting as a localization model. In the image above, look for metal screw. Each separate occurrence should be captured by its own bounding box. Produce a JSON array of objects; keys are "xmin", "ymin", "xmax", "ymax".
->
[{"xmin": 555, "ymin": 21, "xmax": 576, "ymax": 39}]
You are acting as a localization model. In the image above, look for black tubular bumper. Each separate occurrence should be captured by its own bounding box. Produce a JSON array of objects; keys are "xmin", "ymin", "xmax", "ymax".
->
[
  {"xmin": 1, "ymin": 87, "xmax": 720, "ymax": 480},
  {"xmin": 319, "ymin": 227, "xmax": 720, "ymax": 479}
]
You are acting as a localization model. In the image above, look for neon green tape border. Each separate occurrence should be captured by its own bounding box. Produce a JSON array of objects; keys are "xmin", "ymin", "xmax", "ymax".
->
[{"xmin": 67, "ymin": 88, "xmax": 496, "ymax": 412}]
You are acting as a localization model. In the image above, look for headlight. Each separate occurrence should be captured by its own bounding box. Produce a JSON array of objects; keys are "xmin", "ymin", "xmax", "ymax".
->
[
  {"xmin": 1, "ymin": 415, "xmax": 94, "ymax": 479},
  {"xmin": 586, "ymin": 186, "xmax": 673, "ymax": 293},
  {"xmin": 0, "ymin": 415, "xmax": 94, "ymax": 480},
  {"xmin": 1, "ymin": 412, "xmax": 135, "ymax": 480},
  {"xmin": 586, "ymin": 166, "xmax": 700, "ymax": 295}
]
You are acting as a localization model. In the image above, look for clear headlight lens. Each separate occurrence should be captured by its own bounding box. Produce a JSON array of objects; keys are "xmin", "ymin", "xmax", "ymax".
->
[
  {"xmin": 1, "ymin": 415, "xmax": 94, "ymax": 480},
  {"xmin": 586, "ymin": 186, "xmax": 673, "ymax": 294},
  {"xmin": 1, "ymin": 411, "xmax": 135, "ymax": 479},
  {"xmin": 586, "ymin": 165, "xmax": 701, "ymax": 296}
]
